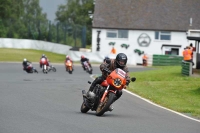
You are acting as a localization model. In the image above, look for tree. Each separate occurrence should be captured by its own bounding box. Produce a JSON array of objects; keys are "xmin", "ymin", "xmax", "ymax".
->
[
  {"xmin": 23, "ymin": 0, "xmax": 48, "ymax": 40},
  {"xmin": 55, "ymin": 0, "xmax": 94, "ymax": 47}
]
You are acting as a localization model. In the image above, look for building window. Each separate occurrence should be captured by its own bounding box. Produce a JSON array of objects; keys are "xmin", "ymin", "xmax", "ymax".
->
[
  {"xmin": 107, "ymin": 30, "xmax": 117, "ymax": 38},
  {"xmin": 155, "ymin": 31, "xmax": 171, "ymax": 40},
  {"xmin": 107, "ymin": 30, "xmax": 128, "ymax": 38}
]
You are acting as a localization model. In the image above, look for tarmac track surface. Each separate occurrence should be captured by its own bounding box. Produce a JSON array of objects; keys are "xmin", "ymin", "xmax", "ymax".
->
[{"xmin": 0, "ymin": 63, "xmax": 199, "ymax": 133}]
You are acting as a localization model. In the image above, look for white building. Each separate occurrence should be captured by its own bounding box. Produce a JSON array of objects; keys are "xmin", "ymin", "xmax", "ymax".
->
[{"xmin": 91, "ymin": 0, "xmax": 200, "ymax": 65}]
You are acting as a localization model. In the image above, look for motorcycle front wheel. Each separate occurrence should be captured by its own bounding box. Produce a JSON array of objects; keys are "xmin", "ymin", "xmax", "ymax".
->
[
  {"xmin": 96, "ymin": 92, "xmax": 115, "ymax": 116},
  {"xmin": 52, "ymin": 67, "xmax": 56, "ymax": 72},
  {"xmin": 80, "ymin": 102, "xmax": 90, "ymax": 113}
]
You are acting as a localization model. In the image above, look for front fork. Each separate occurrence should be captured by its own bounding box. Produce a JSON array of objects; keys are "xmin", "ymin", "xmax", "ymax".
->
[{"xmin": 100, "ymin": 85, "xmax": 116, "ymax": 103}]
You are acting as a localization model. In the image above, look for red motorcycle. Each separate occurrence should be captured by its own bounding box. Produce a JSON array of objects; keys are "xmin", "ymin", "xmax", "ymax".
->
[
  {"xmin": 39, "ymin": 58, "xmax": 48, "ymax": 74},
  {"xmin": 24, "ymin": 62, "xmax": 38, "ymax": 73},
  {"xmin": 83, "ymin": 61, "xmax": 92, "ymax": 74},
  {"xmin": 81, "ymin": 68, "xmax": 136, "ymax": 116}
]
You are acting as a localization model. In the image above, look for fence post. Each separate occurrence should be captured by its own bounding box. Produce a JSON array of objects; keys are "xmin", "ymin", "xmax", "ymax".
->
[{"xmin": 181, "ymin": 60, "xmax": 192, "ymax": 76}]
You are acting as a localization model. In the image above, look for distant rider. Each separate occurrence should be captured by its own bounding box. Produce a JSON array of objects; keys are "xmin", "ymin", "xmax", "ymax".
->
[
  {"xmin": 103, "ymin": 56, "xmax": 110, "ymax": 63},
  {"xmin": 40, "ymin": 54, "xmax": 48, "ymax": 68},
  {"xmin": 65, "ymin": 55, "xmax": 73, "ymax": 63},
  {"xmin": 22, "ymin": 58, "xmax": 32, "ymax": 70},
  {"xmin": 80, "ymin": 55, "xmax": 92, "ymax": 70},
  {"xmin": 65, "ymin": 55, "xmax": 74, "ymax": 70}
]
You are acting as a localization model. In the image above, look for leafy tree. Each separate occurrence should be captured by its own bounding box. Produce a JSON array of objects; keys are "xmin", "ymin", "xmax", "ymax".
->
[
  {"xmin": 55, "ymin": 0, "xmax": 94, "ymax": 47},
  {"xmin": 23, "ymin": 0, "xmax": 48, "ymax": 40}
]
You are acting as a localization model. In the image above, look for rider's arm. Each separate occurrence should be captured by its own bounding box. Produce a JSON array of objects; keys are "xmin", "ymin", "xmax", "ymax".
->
[{"xmin": 123, "ymin": 66, "xmax": 131, "ymax": 85}]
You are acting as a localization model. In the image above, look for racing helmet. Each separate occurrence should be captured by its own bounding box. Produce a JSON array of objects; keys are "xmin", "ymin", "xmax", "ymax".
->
[
  {"xmin": 81, "ymin": 55, "xmax": 84, "ymax": 59},
  {"xmin": 115, "ymin": 53, "xmax": 127, "ymax": 68},
  {"xmin": 23, "ymin": 58, "xmax": 27, "ymax": 61}
]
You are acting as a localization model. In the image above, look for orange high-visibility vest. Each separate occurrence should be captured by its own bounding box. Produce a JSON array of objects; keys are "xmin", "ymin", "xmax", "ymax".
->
[
  {"xmin": 111, "ymin": 47, "xmax": 117, "ymax": 54},
  {"xmin": 183, "ymin": 49, "xmax": 192, "ymax": 60},
  {"xmin": 143, "ymin": 55, "xmax": 148, "ymax": 60}
]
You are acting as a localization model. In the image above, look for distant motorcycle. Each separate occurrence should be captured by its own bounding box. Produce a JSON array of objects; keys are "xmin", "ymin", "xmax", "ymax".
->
[
  {"xmin": 81, "ymin": 68, "xmax": 136, "ymax": 116},
  {"xmin": 24, "ymin": 62, "xmax": 38, "ymax": 73},
  {"xmin": 39, "ymin": 58, "xmax": 48, "ymax": 74},
  {"xmin": 83, "ymin": 61, "xmax": 92, "ymax": 74},
  {"xmin": 47, "ymin": 64, "xmax": 56, "ymax": 72},
  {"xmin": 65, "ymin": 60, "xmax": 73, "ymax": 74}
]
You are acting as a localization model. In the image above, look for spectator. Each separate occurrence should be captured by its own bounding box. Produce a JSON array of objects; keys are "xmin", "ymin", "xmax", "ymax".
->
[
  {"xmin": 110, "ymin": 47, "xmax": 117, "ymax": 54},
  {"xmin": 182, "ymin": 46, "xmax": 194, "ymax": 66},
  {"xmin": 142, "ymin": 54, "xmax": 148, "ymax": 66}
]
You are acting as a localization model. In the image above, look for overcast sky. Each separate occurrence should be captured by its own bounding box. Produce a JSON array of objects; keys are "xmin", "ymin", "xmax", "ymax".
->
[{"xmin": 39, "ymin": 0, "xmax": 67, "ymax": 21}]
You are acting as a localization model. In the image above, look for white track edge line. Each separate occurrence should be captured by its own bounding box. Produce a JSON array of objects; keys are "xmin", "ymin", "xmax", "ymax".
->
[{"xmin": 123, "ymin": 89, "xmax": 200, "ymax": 123}]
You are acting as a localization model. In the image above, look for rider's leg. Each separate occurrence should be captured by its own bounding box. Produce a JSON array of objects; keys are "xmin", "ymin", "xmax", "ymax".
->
[{"xmin": 88, "ymin": 75, "xmax": 105, "ymax": 92}]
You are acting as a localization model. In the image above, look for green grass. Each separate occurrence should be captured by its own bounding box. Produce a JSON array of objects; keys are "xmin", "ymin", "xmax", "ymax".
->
[
  {"xmin": 128, "ymin": 66, "xmax": 200, "ymax": 119},
  {"xmin": 1, "ymin": 48, "xmax": 200, "ymax": 119},
  {"xmin": 0, "ymin": 48, "xmax": 66, "ymax": 63}
]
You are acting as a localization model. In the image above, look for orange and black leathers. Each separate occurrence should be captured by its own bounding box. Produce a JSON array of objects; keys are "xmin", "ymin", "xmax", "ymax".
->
[{"xmin": 88, "ymin": 59, "xmax": 130, "ymax": 101}]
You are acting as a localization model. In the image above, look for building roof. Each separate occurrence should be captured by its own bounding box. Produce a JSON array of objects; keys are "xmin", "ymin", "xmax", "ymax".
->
[{"xmin": 93, "ymin": 0, "xmax": 200, "ymax": 31}]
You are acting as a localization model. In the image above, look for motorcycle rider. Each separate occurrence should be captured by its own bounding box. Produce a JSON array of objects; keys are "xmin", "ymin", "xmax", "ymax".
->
[
  {"xmin": 80, "ymin": 55, "xmax": 92, "ymax": 71},
  {"xmin": 40, "ymin": 54, "xmax": 48, "ymax": 68},
  {"xmin": 65, "ymin": 55, "xmax": 74, "ymax": 70},
  {"xmin": 103, "ymin": 56, "xmax": 110, "ymax": 63},
  {"xmin": 40, "ymin": 54, "xmax": 47, "ymax": 68},
  {"xmin": 22, "ymin": 58, "xmax": 32, "ymax": 70},
  {"xmin": 45, "ymin": 55, "xmax": 50, "ymax": 66},
  {"xmin": 65, "ymin": 55, "xmax": 73, "ymax": 63},
  {"xmin": 84, "ymin": 53, "xmax": 131, "ymax": 111}
]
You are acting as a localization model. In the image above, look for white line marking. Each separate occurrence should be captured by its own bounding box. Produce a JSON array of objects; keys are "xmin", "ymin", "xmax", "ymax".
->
[{"xmin": 123, "ymin": 89, "xmax": 200, "ymax": 123}]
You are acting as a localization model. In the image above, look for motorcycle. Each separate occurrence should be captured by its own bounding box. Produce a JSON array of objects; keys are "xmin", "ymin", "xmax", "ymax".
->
[
  {"xmin": 24, "ymin": 62, "xmax": 38, "ymax": 73},
  {"xmin": 39, "ymin": 58, "xmax": 48, "ymax": 74},
  {"xmin": 65, "ymin": 60, "xmax": 73, "ymax": 74},
  {"xmin": 80, "ymin": 68, "xmax": 136, "ymax": 116},
  {"xmin": 47, "ymin": 64, "xmax": 56, "ymax": 72},
  {"xmin": 83, "ymin": 61, "xmax": 92, "ymax": 74}
]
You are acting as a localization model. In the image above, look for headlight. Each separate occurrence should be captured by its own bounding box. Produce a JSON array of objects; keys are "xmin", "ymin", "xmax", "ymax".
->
[{"xmin": 114, "ymin": 78, "xmax": 122, "ymax": 86}]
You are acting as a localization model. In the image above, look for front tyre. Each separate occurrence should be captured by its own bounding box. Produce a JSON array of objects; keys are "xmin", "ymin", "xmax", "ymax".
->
[
  {"xmin": 52, "ymin": 67, "xmax": 56, "ymax": 72},
  {"xmin": 96, "ymin": 92, "xmax": 115, "ymax": 116},
  {"xmin": 80, "ymin": 102, "xmax": 90, "ymax": 113}
]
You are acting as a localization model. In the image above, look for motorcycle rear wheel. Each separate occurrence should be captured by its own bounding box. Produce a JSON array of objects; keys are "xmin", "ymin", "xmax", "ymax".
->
[
  {"xmin": 80, "ymin": 102, "xmax": 90, "ymax": 113},
  {"xmin": 52, "ymin": 67, "xmax": 56, "ymax": 72},
  {"xmin": 96, "ymin": 92, "xmax": 115, "ymax": 116},
  {"xmin": 89, "ymin": 71, "xmax": 92, "ymax": 74}
]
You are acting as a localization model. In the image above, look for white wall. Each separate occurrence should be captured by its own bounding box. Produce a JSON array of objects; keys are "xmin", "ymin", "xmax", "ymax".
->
[
  {"xmin": 0, "ymin": 38, "xmax": 126, "ymax": 64},
  {"xmin": 0, "ymin": 38, "xmax": 72, "ymax": 55},
  {"xmin": 92, "ymin": 28, "xmax": 189, "ymax": 65}
]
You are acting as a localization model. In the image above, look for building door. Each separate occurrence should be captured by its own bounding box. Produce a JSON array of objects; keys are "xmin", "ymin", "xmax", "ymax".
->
[{"xmin": 171, "ymin": 48, "xmax": 179, "ymax": 55}]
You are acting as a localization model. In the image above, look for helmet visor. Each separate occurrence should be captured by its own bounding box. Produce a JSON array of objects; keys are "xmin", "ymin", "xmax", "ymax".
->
[{"xmin": 119, "ymin": 60, "xmax": 125, "ymax": 65}]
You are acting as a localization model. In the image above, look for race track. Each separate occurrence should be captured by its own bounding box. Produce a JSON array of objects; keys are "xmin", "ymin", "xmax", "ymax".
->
[{"xmin": 0, "ymin": 63, "xmax": 199, "ymax": 133}]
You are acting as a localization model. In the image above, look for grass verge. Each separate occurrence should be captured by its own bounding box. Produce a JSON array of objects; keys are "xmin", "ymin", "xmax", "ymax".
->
[
  {"xmin": 0, "ymin": 48, "xmax": 66, "ymax": 63},
  {"xmin": 128, "ymin": 66, "xmax": 200, "ymax": 119}
]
